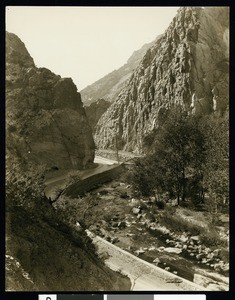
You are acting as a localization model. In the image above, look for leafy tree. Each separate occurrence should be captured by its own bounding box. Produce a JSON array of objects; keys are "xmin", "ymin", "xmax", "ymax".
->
[
  {"xmin": 129, "ymin": 106, "xmax": 207, "ymax": 205},
  {"xmin": 201, "ymin": 112, "xmax": 229, "ymax": 213}
]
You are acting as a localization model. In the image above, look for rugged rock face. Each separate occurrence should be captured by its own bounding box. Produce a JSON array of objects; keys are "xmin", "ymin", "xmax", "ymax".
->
[
  {"xmin": 85, "ymin": 98, "xmax": 111, "ymax": 132},
  {"xmin": 80, "ymin": 35, "xmax": 161, "ymax": 106},
  {"xmin": 6, "ymin": 32, "xmax": 95, "ymax": 170},
  {"xmin": 95, "ymin": 7, "xmax": 229, "ymax": 153}
]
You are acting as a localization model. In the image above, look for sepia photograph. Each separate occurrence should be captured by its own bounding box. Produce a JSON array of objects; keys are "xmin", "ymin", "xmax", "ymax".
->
[{"xmin": 5, "ymin": 6, "xmax": 229, "ymax": 292}]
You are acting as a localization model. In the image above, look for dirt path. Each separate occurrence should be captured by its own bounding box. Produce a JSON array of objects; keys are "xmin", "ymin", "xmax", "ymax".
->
[{"xmin": 91, "ymin": 232, "xmax": 208, "ymax": 291}]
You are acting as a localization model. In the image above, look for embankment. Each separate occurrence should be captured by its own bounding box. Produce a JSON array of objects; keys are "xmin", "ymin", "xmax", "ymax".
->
[{"xmin": 63, "ymin": 164, "xmax": 125, "ymax": 198}]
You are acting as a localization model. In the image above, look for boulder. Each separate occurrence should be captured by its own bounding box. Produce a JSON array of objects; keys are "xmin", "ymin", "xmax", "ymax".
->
[
  {"xmin": 132, "ymin": 207, "xmax": 140, "ymax": 215},
  {"xmin": 164, "ymin": 247, "xmax": 182, "ymax": 254}
]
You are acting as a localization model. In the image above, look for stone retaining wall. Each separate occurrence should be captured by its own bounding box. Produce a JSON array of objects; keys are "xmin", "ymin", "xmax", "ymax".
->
[{"xmin": 63, "ymin": 164, "xmax": 125, "ymax": 198}]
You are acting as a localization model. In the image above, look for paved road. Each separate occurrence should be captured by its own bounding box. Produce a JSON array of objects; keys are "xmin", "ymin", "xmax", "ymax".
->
[
  {"xmin": 94, "ymin": 155, "xmax": 118, "ymax": 165},
  {"xmin": 90, "ymin": 233, "xmax": 208, "ymax": 291},
  {"xmin": 44, "ymin": 156, "xmax": 119, "ymax": 199}
]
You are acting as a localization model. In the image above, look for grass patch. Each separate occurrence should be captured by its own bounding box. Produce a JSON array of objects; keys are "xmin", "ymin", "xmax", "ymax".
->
[
  {"xmin": 157, "ymin": 206, "xmax": 228, "ymax": 249},
  {"xmin": 219, "ymin": 248, "xmax": 229, "ymax": 263},
  {"xmin": 200, "ymin": 227, "xmax": 228, "ymax": 248},
  {"xmin": 159, "ymin": 209, "xmax": 205, "ymax": 236}
]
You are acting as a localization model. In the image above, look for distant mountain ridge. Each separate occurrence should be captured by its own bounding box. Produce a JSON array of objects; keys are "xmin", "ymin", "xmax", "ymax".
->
[{"xmin": 81, "ymin": 35, "xmax": 162, "ymax": 106}]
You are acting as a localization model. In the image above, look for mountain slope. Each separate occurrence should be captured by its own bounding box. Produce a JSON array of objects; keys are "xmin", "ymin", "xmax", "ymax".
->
[
  {"xmin": 6, "ymin": 32, "xmax": 95, "ymax": 170},
  {"xmin": 80, "ymin": 35, "xmax": 161, "ymax": 106},
  {"xmin": 6, "ymin": 193, "xmax": 131, "ymax": 291},
  {"xmin": 94, "ymin": 7, "xmax": 229, "ymax": 153},
  {"xmin": 5, "ymin": 32, "xmax": 131, "ymax": 291}
]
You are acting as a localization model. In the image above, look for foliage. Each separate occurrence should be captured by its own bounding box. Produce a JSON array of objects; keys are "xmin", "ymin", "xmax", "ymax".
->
[
  {"xmin": 155, "ymin": 200, "xmax": 165, "ymax": 210},
  {"xmin": 159, "ymin": 208, "xmax": 205, "ymax": 236},
  {"xmin": 128, "ymin": 106, "xmax": 229, "ymax": 214},
  {"xmin": 129, "ymin": 106, "xmax": 207, "ymax": 205},
  {"xmin": 201, "ymin": 112, "xmax": 229, "ymax": 213},
  {"xmin": 6, "ymin": 161, "xmax": 46, "ymax": 210}
]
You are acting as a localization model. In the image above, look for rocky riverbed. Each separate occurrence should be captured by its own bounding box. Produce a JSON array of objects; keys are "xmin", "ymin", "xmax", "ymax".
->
[{"xmin": 55, "ymin": 178, "xmax": 229, "ymax": 291}]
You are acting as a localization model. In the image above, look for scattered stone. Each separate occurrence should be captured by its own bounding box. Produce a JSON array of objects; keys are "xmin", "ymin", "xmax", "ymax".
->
[
  {"xmin": 111, "ymin": 222, "xmax": 119, "ymax": 227},
  {"xmin": 179, "ymin": 235, "xmax": 188, "ymax": 243},
  {"xmin": 207, "ymin": 253, "xmax": 214, "ymax": 261},
  {"xmin": 149, "ymin": 246, "xmax": 156, "ymax": 251},
  {"xmin": 154, "ymin": 224, "xmax": 170, "ymax": 235},
  {"xmin": 134, "ymin": 248, "xmax": 145, "ymax": 256},
  {"xmin": 153, "ymin": 258, "xmax": 160, "ymax": 264},
  {"xmin": 111, "ymin": 237, "xmax": 119, "ymax": 244},
  {"xmin": 126, "ymin": 233, "xmax": 135, "ymax": 237},
  {"xmin": 213, "ymin": 249, "xmax": 220, "ymax": 256},
  {"xmin": 132, "ymin": 207, "xmax": 140, "ymax": 215},
  {"xmin": 118, "ymin": 221, "xmax": 126, "ymax": 229},
  {"xmin": 175, "ymin": 242, "xmax": 183, "ymax": 248},
  {"xmin": 165, "ymin": 267, "xmax": 170, "ymax": 271},
  {"xmin": 164, "ymin": 247, "xmax": 182, "ymax": 254},
  {"xmin": 196, "ymin": 254, "xmax": 204, "ymax": 260},
  {"xmin": 191, "ymin": 235, "xmax": 200, "ymax": 242}
]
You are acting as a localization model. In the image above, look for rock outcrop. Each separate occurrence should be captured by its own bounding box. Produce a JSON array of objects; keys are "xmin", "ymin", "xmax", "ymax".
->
[
  {"xmin": 80, "ymin": 35, "xmax": 161, "ymax": 106},
  {"xmin": 95, "ymin": 7, "xmax": 229, "ymax": 153},
  {"xmin": 6, "ymin": 32, "xmax": 95, "ymax": 170},
  {"xmin": 85, "ymin": 98, "xmax": 111, "ymax": 132}
]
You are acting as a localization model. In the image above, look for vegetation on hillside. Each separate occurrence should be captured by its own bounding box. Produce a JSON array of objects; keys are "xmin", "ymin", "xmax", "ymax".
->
[
  {"xmin": 5, "ymin": 157, "xmax": 130, "ymax": 291},
  {"xmin": 128, "ymin": 106, "xmax": 229, "ymax": 214}
]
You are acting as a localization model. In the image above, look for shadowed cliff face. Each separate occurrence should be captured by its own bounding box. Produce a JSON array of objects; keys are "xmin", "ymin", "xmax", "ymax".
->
[
  {"xmin": 85, "ymin": 98, "xmax": 111, "ymax": 132},
  {"xmin": 6, "ymin": 32, "xmax": 95, "ymax": 170},
  {"xmin": 95, "ymin": 7, "xmax": 229, "ymax": 153}
]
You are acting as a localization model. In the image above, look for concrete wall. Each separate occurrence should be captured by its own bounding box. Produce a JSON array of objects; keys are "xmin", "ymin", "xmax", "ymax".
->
[{"xmin": 63, "ymin": 164, "xmax": 125, "ymax": 198}]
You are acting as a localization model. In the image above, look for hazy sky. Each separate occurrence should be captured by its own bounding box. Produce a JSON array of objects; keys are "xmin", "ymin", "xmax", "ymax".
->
[{"xmin": 6, "ymin": 6, "xmax": 179, "ymax": 91}]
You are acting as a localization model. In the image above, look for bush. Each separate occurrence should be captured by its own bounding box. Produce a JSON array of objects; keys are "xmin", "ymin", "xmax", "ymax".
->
[
  {"xmin": 219, "ymin": 248, "xmax": 229, "ymax": 263},
  {"xmin": 159, "ymin": 210, "xmax": 205, "ymax": 236},
  {"xmin": 200, "ymin": 228, "xmax": 228, "ymax": 248},
  {"xmin": 155, "ymin": 200, "xmax": 165, "ymax": 210}
]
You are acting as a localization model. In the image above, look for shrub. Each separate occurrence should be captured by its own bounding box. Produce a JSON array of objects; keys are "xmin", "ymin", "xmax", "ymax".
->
[
  {"xmin": 155, "ymin": 200, "xmax": 165, "ymax": 210},
  {"xmin": 200, "ymin": 228, "xmax": 228, "ymax": 248},
  {"xmin": 219, "ymin": 248, "xmax": 229, "ymax": 263},
  {"xmin": 159, "ymin": 210, "xmax": 205, "ymax": 236}
]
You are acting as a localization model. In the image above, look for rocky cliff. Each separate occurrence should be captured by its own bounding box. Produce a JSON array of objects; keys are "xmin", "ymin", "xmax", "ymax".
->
[
  {"xmin": 6, "ymin": 32, "xmax": 95, "ymax": 170},
  {"xmin": 80, "ymin": 35, "xmax": 161, "ymax": 106},
  {"xmin": 85, "ymin": 98, "xmax": 111, "ymax": 132},
  {"xmin": 95, "ymin": 7, "xmax": 229, "ymax": 153}
]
